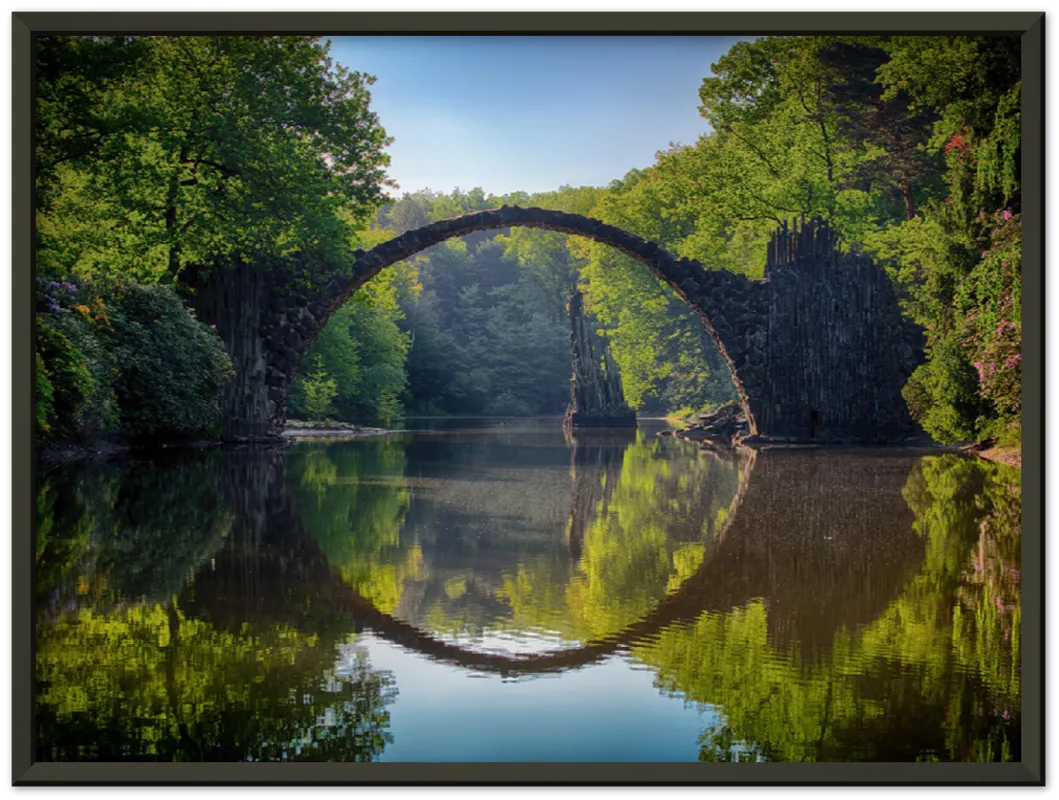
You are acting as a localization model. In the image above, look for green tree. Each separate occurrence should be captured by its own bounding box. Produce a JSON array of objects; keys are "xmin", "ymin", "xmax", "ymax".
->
[
  {"xmin": 301, "ymin": 358, "xmax": 339, "ymax": 423},
  {"xmin": 867, "ymin": 36, "xmax": 1022, "ymax": 442},
  {"xmin": 36, "ymin": 35, "xmax": 391, "ymax": 278},
  {"xmin": 36, "ymin": 35, "xmax": 393, "ymax": 437}
]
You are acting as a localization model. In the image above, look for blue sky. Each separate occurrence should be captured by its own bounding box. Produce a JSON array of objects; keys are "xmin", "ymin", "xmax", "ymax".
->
[{"xmin": 327, "ymin": 36, "xmax": 743, "ymax": 198}]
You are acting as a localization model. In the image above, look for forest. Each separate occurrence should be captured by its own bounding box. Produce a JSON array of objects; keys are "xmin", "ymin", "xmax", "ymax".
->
[{"xmin": 34, "ymin": 34, "xmax": 1022, "ymax": 446}]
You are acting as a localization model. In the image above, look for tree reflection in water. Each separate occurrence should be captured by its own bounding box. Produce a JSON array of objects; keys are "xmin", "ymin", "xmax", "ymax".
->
[
  {"xmin": 35, "ymin": 430, "xmax": 1020, "ymax": 763},
  {"xmin": 35, "ymin": 450, "xmax": 396, "ymax": 762}
]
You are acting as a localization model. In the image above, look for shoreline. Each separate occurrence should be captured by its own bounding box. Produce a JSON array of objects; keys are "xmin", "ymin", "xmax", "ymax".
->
[
  {"xmin": 34, "ymin": 420, "xmax": 1022, "ymax": 471},
  {"xmin": 35, "ymin": 422, "xmax": 396, "ymax": 468},
  {"xmin": 280, "ymin": 426, "xmax": 392, "ymax": 438},
  {"xmin": 965, "ymin": 444, "xmax": 1022, "ymax": 470}
]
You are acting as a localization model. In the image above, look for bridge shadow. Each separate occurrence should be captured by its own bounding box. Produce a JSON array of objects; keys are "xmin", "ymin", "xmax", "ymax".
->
[{"xmin": 179, "ymin": 444, "xmax": 927, "ymax": 677}]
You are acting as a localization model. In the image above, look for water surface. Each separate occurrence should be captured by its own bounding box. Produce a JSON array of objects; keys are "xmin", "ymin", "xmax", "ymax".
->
[{"xmin": 35, "ymin": 419, "xmax": 1021, "ymax": 762}]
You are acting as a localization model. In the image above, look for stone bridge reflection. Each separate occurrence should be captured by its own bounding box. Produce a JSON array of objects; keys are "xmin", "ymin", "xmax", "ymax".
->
[{"xmin": 181, "ymin": 444, "xmax": 928, "ymax": 677}]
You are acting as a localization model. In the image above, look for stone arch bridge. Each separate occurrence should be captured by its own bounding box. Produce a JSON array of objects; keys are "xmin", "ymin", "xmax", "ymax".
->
[{"xmin": 204, "ymin": 207, "xmax": 923, "ymax": 443}]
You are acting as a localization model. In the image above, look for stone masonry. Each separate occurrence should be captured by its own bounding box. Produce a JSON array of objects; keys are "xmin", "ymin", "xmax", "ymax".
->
[{"xmin": 254, "ymin": 208, "xmax": 923, "ymax": 443}]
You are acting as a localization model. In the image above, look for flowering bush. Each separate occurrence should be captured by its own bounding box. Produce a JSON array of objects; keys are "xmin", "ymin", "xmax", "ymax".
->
[
  {"xmin": 35, "ymin": 276, "xmax": 233, "ymax": 443},
  {"xmin": 36, "ymin": 278, "xmax": 78, "ymax": 313},
  {"xmin": 961, "ymin": 210, "xmax": 1021, "ymax": 428}
]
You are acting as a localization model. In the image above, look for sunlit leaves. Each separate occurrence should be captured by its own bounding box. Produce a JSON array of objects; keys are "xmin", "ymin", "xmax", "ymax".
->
[{"xmin": 36, "ymin": 36, "xmax": 393, "ymax": 279}]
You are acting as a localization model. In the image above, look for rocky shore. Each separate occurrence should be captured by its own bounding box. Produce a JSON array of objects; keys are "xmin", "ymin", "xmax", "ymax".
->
[
  {"xmin": 658, "ymin": 402, "xmax": 749, "ymax": 448},
  {"xmin": 962, "ymin": 441, "xmax": 1022, "ymax": 469},
  {"xmin": 280, "ymin": 419, "xmax": 391, "ymax": 437},
  {"xmin": 659, "ymin": 404, "xmax": 1020, "ymax": 468}
]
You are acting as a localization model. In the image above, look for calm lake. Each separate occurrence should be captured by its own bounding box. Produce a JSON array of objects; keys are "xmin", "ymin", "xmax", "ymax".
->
[{"xmin": 34, "ymin": 419, "xmax": 1021, "ymax": 762}]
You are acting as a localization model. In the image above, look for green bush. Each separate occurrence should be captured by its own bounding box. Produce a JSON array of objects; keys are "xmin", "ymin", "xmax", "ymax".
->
[
  {"xmin": 35, "ymin": 351, "xmax": 55, "ymax": 439},
  {"xmin": 960, "ymin": 212, "xmax": 1021, "ymax": 425},
  {"xmin": 301, "ymin": 357, "xmax": 339, "ymax": 423},
  {"xmin": 35, "ymin": 278, "xmax": 233, "ymax": 443},
  {"xmin": 45, "ymin": 307, "xmax": 119, "ymax": 437},
  {"xmin": 35, "ymin": 315, "xmax": 92, "ymax": 441},
  {"xmin": 101, "ymin": 282, "xmax": 234, "ymax": 441},
  {"xmin": 902, "ymin": 332, "xmax": 982, "ymax": 443}
]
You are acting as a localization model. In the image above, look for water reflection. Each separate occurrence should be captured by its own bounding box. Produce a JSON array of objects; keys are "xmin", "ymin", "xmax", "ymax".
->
[
  {"xmin": 34, "ymin": 423, "xmax": 1021, "ymax": 762},
  {"xmin": 639, "ymin": 453, "xmax": 1021, "ymax": 763}
]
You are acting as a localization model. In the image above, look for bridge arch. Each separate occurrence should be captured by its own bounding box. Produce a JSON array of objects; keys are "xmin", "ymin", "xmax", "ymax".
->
[
  {"xmin": 264, "ymin": 206, "xmax": 765, "ymax": 433},
  {"xmin": 254, "ymin": 209, "xmax": 922, "ymax": 443}
]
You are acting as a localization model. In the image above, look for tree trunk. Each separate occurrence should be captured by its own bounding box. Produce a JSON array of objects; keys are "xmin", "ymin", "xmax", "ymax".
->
[
  {"xmin": 183, "ymin": 258, "xmax": 274, "ymax": 441},
  {"xmin": 901, "ymin": 172, "xmax": 916, "ymax": 220}
]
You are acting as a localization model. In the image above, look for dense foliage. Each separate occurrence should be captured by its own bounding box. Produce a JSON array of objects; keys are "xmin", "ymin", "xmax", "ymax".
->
[
  {"xmin": 35, "ymin": 34, "xmax": 392, "ymax": 442},
  {"xmin": 36, "ymin": 35, "xmax": 1021, "ymax": 442},
  {"xmin": 36, "ymin": 35, "xmax": 391, "ymax": 280},
  {"xmin": 36, "ymin": 277, "xmax": 233, "ymax": 443}
]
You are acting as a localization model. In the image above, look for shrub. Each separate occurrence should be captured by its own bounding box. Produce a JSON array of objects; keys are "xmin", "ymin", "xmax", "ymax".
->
[
  {"xmin": 902, "ymin": 332, "xmax": 982, "ymax": 443},
  {"xmin": 100, "ymin": 282, "xmax": 233, "ymax": 441},
  {"xmin": 46, "ymin": 308, "xmax": 119, "ymax": 437},
  {"xmin": 301, "ymin": 358, "xmax": 338, "ymax": 423},
  {"xmin": 35, "ymin": 315, "xmax": 93, "ymax": 441},
  {"xmin": 35, "ymin": 352, "xmax": 55, "ymax": 439},
  {"xmin": 960, "ymin": 211, "xmax": 1021, "ymax": 425}
]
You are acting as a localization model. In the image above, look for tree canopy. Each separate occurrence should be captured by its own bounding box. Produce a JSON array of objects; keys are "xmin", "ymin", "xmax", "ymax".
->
[{"xmin": 36, "ymin": 35, "xmax": 393, "ymax": 281}]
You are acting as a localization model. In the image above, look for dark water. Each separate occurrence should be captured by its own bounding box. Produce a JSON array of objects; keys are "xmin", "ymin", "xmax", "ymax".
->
[{"xmin": 34, "ymin": 419, "xmax": 1021, "ymax": 762}]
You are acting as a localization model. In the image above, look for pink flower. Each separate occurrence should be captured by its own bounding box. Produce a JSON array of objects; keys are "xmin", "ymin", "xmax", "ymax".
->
[{"xmin": 1003, "ymin": 210, "xmax": 1013, "ymax": 220}]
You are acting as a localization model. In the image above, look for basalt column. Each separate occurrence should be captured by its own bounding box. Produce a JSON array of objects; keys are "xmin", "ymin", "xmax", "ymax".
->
[
  {"xmin": 564, "ymin": 288, "xmax": 636, "ymax": 429},
  {"xmin": 183, "ymin": 257, "xmax": 272, "ymax": 441},
  {"xmin": 756, "ymin": 219, "xmax": 925, "ymax": 442}
]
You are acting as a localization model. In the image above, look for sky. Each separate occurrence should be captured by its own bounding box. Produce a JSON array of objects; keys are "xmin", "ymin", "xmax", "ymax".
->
[{"xmin": 327, "ymin": 36, "xmax": 744, "ymax": 199}]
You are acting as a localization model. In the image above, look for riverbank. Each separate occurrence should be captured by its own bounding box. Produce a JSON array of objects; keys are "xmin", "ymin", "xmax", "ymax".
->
[
  {"xmin": 37, "ymin": 420, "xmax": 392, "ymax": 469},
  {"xmin": 660, "ymin": 404, "xmax": 1022, "ymax": 469},
  {"xmin": 967, "ymin": 443, "xmax": 1022, "ymax": 469},
  {"xmin": 281, "ymin": 419, "xmax": 392, "ymax": 438},
  {"xmin": 37, "ymin": 440, "xmax": 132, "ymax": 471}
]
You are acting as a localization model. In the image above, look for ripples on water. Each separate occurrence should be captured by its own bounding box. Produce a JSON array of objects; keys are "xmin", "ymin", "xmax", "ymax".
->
[{"xmin": 34, "ymin": 419, "xmax": 1021, "ymax": 762}]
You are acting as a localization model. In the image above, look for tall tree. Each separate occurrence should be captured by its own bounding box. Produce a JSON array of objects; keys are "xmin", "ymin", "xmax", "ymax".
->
[{"xmin": 36, "ymin": 35, "xmax": 393, "ymax": 437}]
